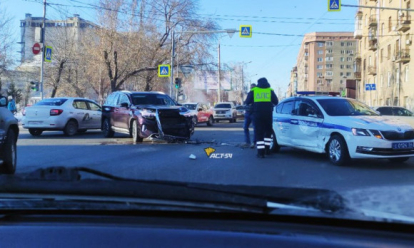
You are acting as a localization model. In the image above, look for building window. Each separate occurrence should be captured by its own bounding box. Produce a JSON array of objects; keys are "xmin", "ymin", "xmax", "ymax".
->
[
  {"xmin": 346, "ymin": 72, "xmax": 352, "ymax": 76},
  {"xmin": 346, "ymin": 65, "xmax": 352, "ymax": 69},
  {"xmin": 304, "ymin": 52, "xmax": 309, "ymax": 56},
  {"xmin": 340, "ymin": 72, "xmax": 344, "ymax": 76},
  {"xmin": 341, "ymin": 42, "xmax": 345, "ymax": 46},
  {"xmin": 388, "ymin": 16, "xmax": 392, "ymax": 32},
  {"xmin": 327, "ymin": 49, "xmax": 333, "ymax": 53},
  {"xmin": 318, "ymin": 50, "xmax": 324, "ymax": 54},
  {"xmin": 326, "ymin": 57, "xmax": 333, "ymax": 61},
  {"xmin": 326, "ymin": 79, "xmax": 332, "ymax": 84},
  {"xmin": 318, "ymin": 42, "xmax": 324, "ymax": 47},
  {"xmin": 347, "ymin": 57, "xmax": 353, "ymax": 61},
  {"xmin": 317, "ymin": 79, "xmax": 323, "ymax": 84},
  {"xmin": 326, "ymin": 71, "xmax": 333, "ymax": 76},
  {"xmin": 326, "ymin": 64, "xmax": 333, "ymax": 68},
  {"xmin": 387, "ymin": 44, "xmax": 391, "ymax": 59},
  {"xmin": 317, "ymin": 65, "xmax": 323, "ymax": 69},
  {"xmin": 388, "ymin": 71, "xmax": 391, "ymax": 87},
  {"xmin": 317, "ymin": 72, "xmax": 323, "ymax": 77},
  {"xmin": 340, "ymin": 65, "xmax": 345, "ymax": 69},
  {"xmin": 326, "ymin": 41, "xmax": 333, "ymax": 46},
  {"xmin": 317, "ymin": 57, "xmax": 323, "ymax": 62},
  {"xmin": 341, "ymin": 50, "xmax": 346, "ymax": 54},
  {"xmin": 346, "ymin": 50, "xmax": 353, "ymax": 54},
  {"xmin": 340, "ymin": 57, "xmax": 345, "ymax": 62},
  {"xmin": 347, "ymin": 42, "xmax": 353, "ymax": 46},
  {"xmin": 380, "ymin": 49, "xmax": 383, "ymax": 63}
]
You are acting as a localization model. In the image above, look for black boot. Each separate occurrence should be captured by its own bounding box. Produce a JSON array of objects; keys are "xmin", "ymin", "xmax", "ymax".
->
[{"xmin": 265, "ymin": 147, "xmax": 271, "ymax": 155}]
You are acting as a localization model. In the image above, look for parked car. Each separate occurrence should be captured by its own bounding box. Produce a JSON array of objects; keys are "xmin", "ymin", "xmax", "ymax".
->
[
  {"xmin": 213, "ymin": 102, "xmax": 237, "ymax": 123},
  {"xmin": 373, "ymin": 106, "xmax": 414, "ymax": 128},
  {"xmin": 235, "ymin": 105, "xmax": 249, "ymax": 119},
  {"xmin": 22, "ymin": 97, "xmax": 102, "ymax": 136},
  {"xmin": 0, "ymin": 96, "xmax": 19, "ymax": 174},
  {"xmin": 182, "ymin": 102, "xmax": 214, "ymax": 126},
  {"xmin": 271, "ymin": 96, "xmax": 414, "ymax": 165},
  {"xmin": 102, "ymin": 91, "xmax": 194, "ymax": 142}
]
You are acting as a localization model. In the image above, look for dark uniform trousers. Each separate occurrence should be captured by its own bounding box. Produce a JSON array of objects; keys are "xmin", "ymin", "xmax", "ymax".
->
[{"xmin": 254, "ymin": 112, "xmax": 273, "ymax": 156}]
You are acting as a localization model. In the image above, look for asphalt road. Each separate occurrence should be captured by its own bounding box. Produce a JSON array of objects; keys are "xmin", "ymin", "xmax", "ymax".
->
[{"xmin": 16, "ymin": 120, "xmax": 414, "ymax": 194}]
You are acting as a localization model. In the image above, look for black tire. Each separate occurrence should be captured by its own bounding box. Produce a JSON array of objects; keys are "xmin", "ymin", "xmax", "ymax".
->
[
  {"xmin": 233, "ymin": 116, "xmax": 237, "ymax": 123},
  {"xmin": 131, "ymin": 120, "xmax": 143, "ymax": 143},
  {"xmin": 270, "ymin": 131, "xmax": 281, "ymax": 153},
  {"xmin": 29, "ymin": 129, "xmax": 43, "ymax": 136},
  {"xmin": 63, "ymin": 120, "xmax": 78, "ymax": 136},
  {"xmin": 327, "ymin": 134, "xmax": 350, "ymax": 166},
  {"xmin": 207, "ymin": 116, "xmax": 214, "ymax": 126},
  {"xmin": 77, "ymin": 129, "xmax": 87, "ymax": 133},
  {"xmin": 216, "ymin": 120, "xmax": 220, "ymax": 123},
  {"xmin": 388, "ymin": 157, "xmax": 410, "ymax": 163},
  {"xmin": 2, "ymin": 129, "xmax": 17, "ymax": 174},
  {"xmin": 103, "ymin": 118, "xmax": 114, "ymax": 138}
]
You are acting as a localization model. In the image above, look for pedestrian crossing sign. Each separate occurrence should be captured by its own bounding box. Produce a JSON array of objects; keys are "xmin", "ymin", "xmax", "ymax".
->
[
  {"xmin": 44, "ymin": 46, "xmax": 52, "ymax": 62},
  {"xmin": 328, "ymin": 0, "xmax": 341, "ymax": 12},
  {"xmin": 158, "ymin": 64, "xmax": 170, "ymax": 77},
  {"xmin": 239, "ymin": 25, "xmax": 252, "ymax": 38}
]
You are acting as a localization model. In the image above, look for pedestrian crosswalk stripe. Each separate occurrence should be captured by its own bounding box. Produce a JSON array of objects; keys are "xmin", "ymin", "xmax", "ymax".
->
[
  {"xmin": 331, "ymin": 0, "xmax": 338, "ymax": 8},
  {"xmin": 242, "ymin": 27, "xmax": 249, "ymax": 35},
  {"xmin": 161, "ymin": 68, "xmax": 168, "ymax": 75}
]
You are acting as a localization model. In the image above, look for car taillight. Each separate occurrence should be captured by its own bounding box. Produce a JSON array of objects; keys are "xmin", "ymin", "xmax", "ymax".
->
[{"xmin": 50, "ymin": 109, "xmax": 63, "ymax": 116}]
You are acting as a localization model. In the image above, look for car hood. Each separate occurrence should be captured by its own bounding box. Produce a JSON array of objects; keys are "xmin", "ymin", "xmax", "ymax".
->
[
  {"xmin": 214, "ymin": 108, "xmax": 231, "ymax": 111},
  {"xmin": 135, "ymin": 105, "xmax": 182, "ymax": 110},
  {"xmin": 328, "ymin": 116, "xmax": 414, "ymax": 131}
]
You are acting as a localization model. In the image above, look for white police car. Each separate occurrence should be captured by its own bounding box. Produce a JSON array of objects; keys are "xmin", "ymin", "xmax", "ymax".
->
[{"xmin": 271, "ymin": 95, "xmax": 414, "ymax": 165}]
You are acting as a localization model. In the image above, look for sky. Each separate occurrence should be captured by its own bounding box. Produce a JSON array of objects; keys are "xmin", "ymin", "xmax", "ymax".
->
[{"xmin": 2, "ymin": 0, "xmax": 357, "ymax": 95}]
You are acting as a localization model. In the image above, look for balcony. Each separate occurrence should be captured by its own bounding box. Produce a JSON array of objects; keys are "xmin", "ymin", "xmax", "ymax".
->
[
  {"xmin": 397, "ymin": 17, "xmax": 411, "ymax": 32},
  {"xmin": 368, "ymin": 15, "xmax": 377, "ymax": 27},
  {"xmin": 395, "ymin": 49, "xmax": 410, "ymax": 63},
  {"xmin": 355, "ymin": 53, "xmax": 361, "ymax": 62},
  {"xmin": 368, "ymin": 40, "xmax": 378, "ymax": 51},
  {"xmin": 354, "ymin": 29, "xmax": 362, "ymax": 39},
  {"xmin": 368, "ymin": 66, "xmax": 377, "ymax": 75},
  {"xmin": 354, "ymin": 72, "xmax": 361, "ymax": 80}
]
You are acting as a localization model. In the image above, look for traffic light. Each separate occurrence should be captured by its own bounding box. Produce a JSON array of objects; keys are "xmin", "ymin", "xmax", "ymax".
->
[
  {"xmin": 30, "ymin": 81, "xmax": 39, "ymax": 91},
  {"xmin": 175, "ymin": 78, "xmax": 182, "ymax": 89}
]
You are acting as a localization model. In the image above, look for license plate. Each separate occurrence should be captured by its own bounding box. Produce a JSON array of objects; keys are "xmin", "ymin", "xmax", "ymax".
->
[
  {"xmin": 217, "ymin": 115, "xmax": 225, "ymax": 117},
  {"xmin": 29, "ymin": 121, "xmax": 42, "ymax": 124},
  {"xmin": 392, "ymin": 142, "xmax": 414, "ymax": 149}
]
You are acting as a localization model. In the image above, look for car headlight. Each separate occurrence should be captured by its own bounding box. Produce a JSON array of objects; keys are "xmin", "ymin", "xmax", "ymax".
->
[
  {"xmin": 369, "ymin": 129, "xmax": 383, "ymax": 139},
  {"xmin": 352, "ymin": 128, "xmax": 370, "ymax": 136}
]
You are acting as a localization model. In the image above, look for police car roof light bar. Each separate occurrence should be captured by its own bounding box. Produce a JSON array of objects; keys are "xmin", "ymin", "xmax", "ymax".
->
[{"xmin": 296, "ymin": 91, "xmax": 341, "ymax": 96}]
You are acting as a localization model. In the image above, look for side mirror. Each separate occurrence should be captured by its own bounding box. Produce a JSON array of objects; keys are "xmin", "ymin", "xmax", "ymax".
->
[
  {"xmin": 198, "ymin": 108, "xmax": 203, "ymax": 112},
  {"xmin": 120, "ymin": 102, "xmax": 129, "ymax": 108},
  {"xmin": 0, "ymin": 96, "xmax": 7, "ymax": 107}
]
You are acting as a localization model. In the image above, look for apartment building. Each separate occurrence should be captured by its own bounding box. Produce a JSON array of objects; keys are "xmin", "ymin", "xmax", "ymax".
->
[
  {"xmin": 19, "ymin": 13, "xmax": 96, "ymax": 63},
  {"xmin": 287, "ymin": 66, "xmax": 297, "ymax": 97},
  {"xmin": 296, "ymin": 32, "xmax": 357, "ymax": 95},
  {"xmin": 354, "ymin": 0, "xmax": 413, "ymax": 110}
]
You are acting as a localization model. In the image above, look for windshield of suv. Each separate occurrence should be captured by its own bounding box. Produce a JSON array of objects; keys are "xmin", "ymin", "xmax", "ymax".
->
[
  {"xmin": 183, "ymin": 104, "xmax": 197, "ymax": 110},
  {"xmin": 317, "ymin": 99, "xmax": 379, "ymax": 116},
  {"xmin": 215, "ymin": 104, "xmax": 231, "ymax": 109},
  {"xmin": 5, "ymin": 0, "xmax": 414, "ymax": 231}
]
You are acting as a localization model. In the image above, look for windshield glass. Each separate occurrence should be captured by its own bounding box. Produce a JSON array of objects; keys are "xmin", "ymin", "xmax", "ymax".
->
[
  {"xmin": 215, "ymin": 104, "xmax": 231, "ymax": 108},
  {"xmin": 5, "ymin": 0, "xmax": 414, "ymax": 229},
  {"xmin": 183, "ymin": 104, "xmax": 197, "ymax": 110},
  {"xmin": 317, "ymin": 99, "xmax": 379, "ymax": 116}
]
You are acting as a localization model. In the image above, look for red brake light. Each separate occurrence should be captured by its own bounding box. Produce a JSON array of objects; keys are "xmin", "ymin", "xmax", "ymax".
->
[{"xmin": 50, "ymin": 109, "xmax": 63, "ymax": 116}]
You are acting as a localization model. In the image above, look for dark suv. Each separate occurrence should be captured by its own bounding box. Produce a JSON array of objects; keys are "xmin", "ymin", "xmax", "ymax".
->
[
  {"xmin": 0, "ymin": 96, "xmax": 19, "ymax": 174},
  {"xmin": 102, "ymin": 91, "xmax": 194, "ymax": 141}
]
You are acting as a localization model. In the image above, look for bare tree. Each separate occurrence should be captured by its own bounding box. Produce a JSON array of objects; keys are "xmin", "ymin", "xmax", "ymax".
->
[{"xmin": 0, "ymin": 3, "xmax": 15, "ymax": 77}]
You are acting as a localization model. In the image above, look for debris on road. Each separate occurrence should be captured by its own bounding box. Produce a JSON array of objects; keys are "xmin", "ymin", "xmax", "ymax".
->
[{"xmin": 189, "ymin": 154, "xmax": 197, "ymax": 160}]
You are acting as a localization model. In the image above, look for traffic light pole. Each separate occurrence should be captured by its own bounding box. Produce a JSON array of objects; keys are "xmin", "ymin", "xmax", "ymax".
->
[{"xmin": 40, "ymin": 0, "xmax": 46, "ymax": 100}]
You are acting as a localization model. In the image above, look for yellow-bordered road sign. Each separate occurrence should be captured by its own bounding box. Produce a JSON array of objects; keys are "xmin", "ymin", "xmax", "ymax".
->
[
  {"xmin": 239, "ymin": 25, "xmax": 252, "ymax": 38},
  {"xmin": 158, "ymin": 64, "xmax": 171, "ymax": 77},
  {"xmin": 44, "ymin": 46, "xmax": 53, "ymax": 62},
  {"xmin": 328, "ymin": 0, "xmax": 341, "ymax": 12}
]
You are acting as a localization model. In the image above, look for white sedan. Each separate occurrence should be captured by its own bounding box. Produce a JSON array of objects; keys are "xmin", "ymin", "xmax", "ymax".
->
[
  {"xmin": 271, "ymin": 96, "xmax": 414, "ymax": 165},
  {"xmin": 22, "ymin": 97, "xmax": 102, "ymax": 136}
]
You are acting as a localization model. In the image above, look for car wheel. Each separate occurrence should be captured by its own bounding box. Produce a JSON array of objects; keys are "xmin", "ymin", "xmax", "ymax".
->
[
  {"xmin": 131, "ymin": 120, "xmax": 143, "ymax": 143},
  {"xmin": 270, "ymin": 131, "xmax": 281, "ymax": 153},
  {"xmin": 63, "ymin": 120, "xmax": 78, "ymax": 136},
  {"xmin": 233, "ymin": 116, "xmax": 237, "ymax": 123},
  {"xmin": 388, "ymin": 157, "xmax": 410, "ymax": 163},
  {"xmin": 2, "ymin": 129, "xmax": 17, "ymax": 174},
  {"xmin": 77, "ymin": 129, "xmax": 87, "ymax": 133},
  {"xmin": 207, "ymin": 116, "xmax": 214, "ymax": 126},
  {"xmin": 216, "ymin": 120, "xmax": 220, "ymax": 123},
  {"xmin": 29, "ymin": 129, "xmax": 43, "ymax": 136},
  {"xmin": 103, "ymin": 118, "xmax": 114, "ymax": 138},
  {"xmin": 327, "ymin": 134, "xmax": 350, "ymax": 166}
]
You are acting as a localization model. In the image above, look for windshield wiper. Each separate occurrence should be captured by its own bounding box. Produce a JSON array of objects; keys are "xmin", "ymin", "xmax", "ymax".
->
[{"xmin": 0, "ymin": 167, "xmax": 348, "ymax": 214}]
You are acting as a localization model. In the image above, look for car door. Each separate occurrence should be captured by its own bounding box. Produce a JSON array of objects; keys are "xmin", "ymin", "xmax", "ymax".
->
[
  {"xmin": 87, "ymin": 101, "xmax": 102, "ymax": 129},
  {"xmin": 72, "ymin": 100, "xmax": 91, "ymax": 129},
  {"xmin": 289, "ymin": 99, "xmax": 324, "ymax": 149},
  {"xmin": 273, "ymin": 100, "xmax": 295, "ymax": 146},
  {"xmin": 114, "ymin": 93, "xmax": 131, "ymax": 130},
  {"xmin": 197, "ymin": 103, "xmax": 208, "ymax": 122}
]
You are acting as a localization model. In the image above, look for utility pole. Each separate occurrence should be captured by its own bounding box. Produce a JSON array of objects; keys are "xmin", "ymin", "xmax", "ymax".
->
[
  {"xmin": 40, "ymin": 0, "xmax": 46, "ymax": 100},
  {"xmin": 217, "ymin": 41, "xmax": 221, "ymax": 102},
  {"xmin": 170, "ymin": 30, "xmax": 174, "ymax": 98}
]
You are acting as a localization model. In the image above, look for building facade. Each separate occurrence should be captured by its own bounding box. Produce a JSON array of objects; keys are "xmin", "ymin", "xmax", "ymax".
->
[
  {"xmin": 19, "ymin": 13, "xmax": 96, "ymax": 63},
  {"xmin": 296, "ymin": 32, "xmax": 357, "ymax": 95},
  {"xmin": 354, "ymin": 0, "xmax": 413, "ymax": 110}
]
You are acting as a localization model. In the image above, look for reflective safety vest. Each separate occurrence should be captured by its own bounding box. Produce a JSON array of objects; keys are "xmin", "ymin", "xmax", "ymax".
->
[{"xmin": 253, "ymin": 88, "xmax": 272, "ymax": 102}]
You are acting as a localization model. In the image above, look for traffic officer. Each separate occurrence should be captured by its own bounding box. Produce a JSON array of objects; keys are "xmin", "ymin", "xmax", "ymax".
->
[{"xmin": 244, "ymin": 77, "xmax": 278, "ymax": 158}]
